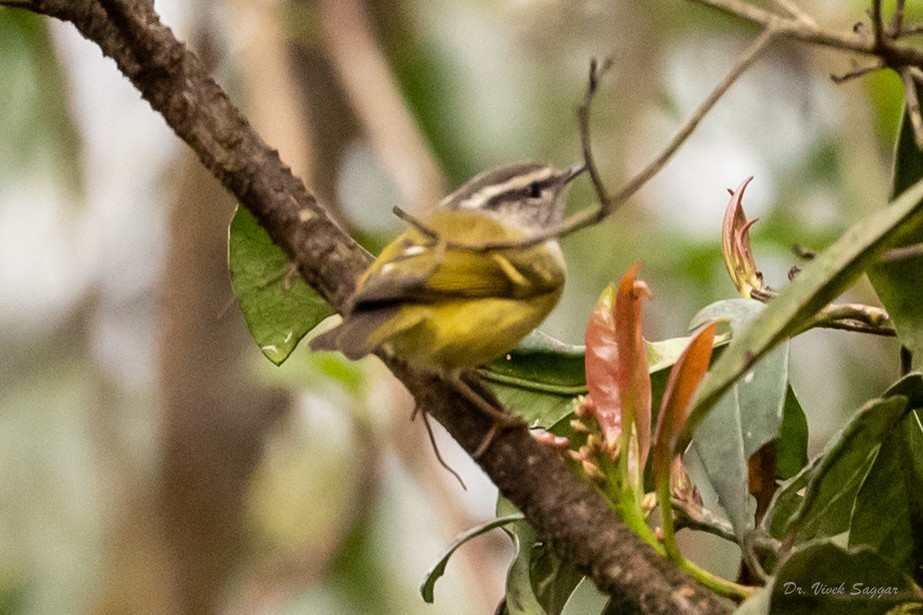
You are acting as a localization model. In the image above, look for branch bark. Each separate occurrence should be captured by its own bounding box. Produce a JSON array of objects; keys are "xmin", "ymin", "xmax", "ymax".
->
[{"xmin": 3, "ymin": 0, "xmax": 730, "ymax": 612}]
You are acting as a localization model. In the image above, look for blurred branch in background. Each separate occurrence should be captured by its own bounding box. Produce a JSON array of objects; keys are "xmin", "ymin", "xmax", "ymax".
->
[{"xmin": 319, "ymin": 0, "xmax": 446, "ymax": 213}]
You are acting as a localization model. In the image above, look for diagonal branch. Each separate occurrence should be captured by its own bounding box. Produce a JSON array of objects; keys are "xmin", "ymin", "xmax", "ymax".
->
[
  {"xmin": 2, "ymin": 0, "xmax": 730, "ymax": 612},
  {"xmin": 689, "ymin": 0, "xmax": 923, "ymax": 66}
]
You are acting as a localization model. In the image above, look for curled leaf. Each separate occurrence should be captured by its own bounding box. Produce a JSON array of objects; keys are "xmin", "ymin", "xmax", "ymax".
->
[{"xmin": 721, "ymin": 177, "xmax": 763, "ymax": 298}]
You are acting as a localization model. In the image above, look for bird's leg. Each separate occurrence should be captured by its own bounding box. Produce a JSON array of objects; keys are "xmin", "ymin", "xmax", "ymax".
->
[{"xmin": 447, "ymin": 372, "xmax": 526, "ymax": 459}]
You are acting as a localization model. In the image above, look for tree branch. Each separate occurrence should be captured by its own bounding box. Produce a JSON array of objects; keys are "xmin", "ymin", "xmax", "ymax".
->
[
  {"xmin": 689, "ymin": 0, "xmax": 923, "ymax": 67},
  {"xmin": 3, "ymin": 0, "xmax": 730, "ymax": 612}
]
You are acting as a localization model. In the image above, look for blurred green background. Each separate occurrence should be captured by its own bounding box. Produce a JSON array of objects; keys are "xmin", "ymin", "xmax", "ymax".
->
[{"xmin": 0, "ymin": 1, "xmax": 911, "ymax": 613}]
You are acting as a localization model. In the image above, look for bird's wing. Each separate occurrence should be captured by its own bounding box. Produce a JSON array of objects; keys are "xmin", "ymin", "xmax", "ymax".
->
[{"xmin": 350, "ymin": 227, "xmax": 564, "ymax": 310}]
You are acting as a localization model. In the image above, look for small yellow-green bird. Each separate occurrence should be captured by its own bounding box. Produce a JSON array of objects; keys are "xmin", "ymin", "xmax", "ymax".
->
[{"xmin": 311, "ymin": 162, "xmax": 582, "ymax": 439}]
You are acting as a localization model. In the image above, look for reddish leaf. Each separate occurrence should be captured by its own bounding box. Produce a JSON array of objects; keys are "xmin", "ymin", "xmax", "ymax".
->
[
  {"xmin": 652, "ymin": 322, "xmax": 717, "ymax": 481},
  {"xmin": 614, "ymin": 263, "xmax": 653, "ymax": 469},
  {"xmin": 585, "ymin": 283, "xmax": 622, "ymax": 445}
]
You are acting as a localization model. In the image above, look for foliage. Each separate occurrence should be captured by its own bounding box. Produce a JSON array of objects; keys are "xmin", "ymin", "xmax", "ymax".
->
[{"xmin": 227, "ymin": 58, "xmax": 923, "ymax": 610}]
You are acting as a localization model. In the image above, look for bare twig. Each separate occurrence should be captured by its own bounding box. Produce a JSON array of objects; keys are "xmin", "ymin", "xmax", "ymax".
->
[
  {"xmin": 690, "ymin": 0, "xmax": 923, "ymax": 66},
  {"xmin": 899, "ymin": 24, "xmax": 923, "ymax": 37},
  {"xmin": 605, "ymin": 29, "xmax": 775, "ymax": 222},
  {"xmin": 870, "ymin": 0, "xmax": 885, "ymax": 50},
  {"xmin": 802, "ymin": 303, "xmax": 896, "ymax": 337},
  {"xmin": 391, "ymin": 205, "xmax": 440, "ymax": 242},
  {"xmin": 578, "ymin": 58, "xmax": 617, "ymax": 220},
  {"xmin": 900, "ymin": 67, "xmax": 923, "ymax": 149},
  {"xmin": 432, "ymin": 29, "xmax": 777, "ymax": 253},
  {"xmin": 891, "ymin": 0, "xmax": 906, "ymax": 36},
  {"xmin": 672, "ymin": 498, "xmax": 782, "ymax": 556},
  {"xmin": 830, "ymin": 60, "xmax": 886, "ymax": 84},
  {"xmin": 881, "ymin": 241, "xmax": 923, "ymax": 262},
  {"xmin": 750, "ymin": 288, "xmax": 896, "ymax": 336},
  {"xmin": 770, "ymin": 0, "xmax": 815, "ymax": 26}
]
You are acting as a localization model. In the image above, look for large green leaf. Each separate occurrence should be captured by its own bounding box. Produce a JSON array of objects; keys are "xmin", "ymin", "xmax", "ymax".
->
[
  {"xmin": 850, "ymin": 404, "xmax": 923, "ymax": 580},
  {"xmin": 685, "ymin": 176, "xmax": 923, "ymax": 448},
  {"xmin": 763, "ymin": 375, "xmax": 922, "ymax": 542},
  {"xmin": 482, "ymin": 331, "xmax": 586, "ymax": 428},
  {"xmin": 770, "ymin": 542, "xmax": 923, "ymax": 614},
  {"xmin": 690, "ymin": 300, "xmax": 790, "ymax": 537},
  {"xmin": 228, "ymin": 206, "xmax": 333, "ymax": 365},
  {"xmin": 868, "ymin": 79, "xmax": 923, "ymax": 368}
]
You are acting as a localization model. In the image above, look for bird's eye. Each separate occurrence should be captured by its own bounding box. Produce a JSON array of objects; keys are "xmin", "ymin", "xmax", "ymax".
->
[{"xmin": 528, "ymin": 182, "xmax": 542, "ymax": 198}]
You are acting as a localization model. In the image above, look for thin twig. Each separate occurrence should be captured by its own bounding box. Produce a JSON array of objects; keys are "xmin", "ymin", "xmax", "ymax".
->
[
  {"xmin": 881, "ymin": 241, "xmax": 923, "ymax": 262},
  {"xmin": 751, "ymin": 288, "xmax": 896, "ymax": 336},
  {"xmin": 690, "ymin": 0, "xmax": 923, "ymax": 66},
  {"xmin": 392, "ymin": 205, "xmax": 440, "ymax": 241},
  {"xmin": 900, "ymin": 67, "xmax": 923, "ymax": 149},
  {"xmin": 891, "ymin": 0, "xmax": 906, "ymax": 36},
  {"xmin": 770, "ymin": 0, "xmax": 815, "ymax": 26},
  {"xmin": 802, "ymin": 304, "xmax": 896, "ymax": 337},
  {"xmin": 830, "ymin": 60, "xmax": 886, "ymax": 84},
  {"xmin": 672, "ymin": 498, "xmax": 782, "ymax": 556},
  {"xmin": 606, "ymin": 29, "xmax": 775, "ymax": 217},
  {"xmin": 870, "ymin": 0, "xmax": 885, "ymax": 50},
  {"xmin": 899, "ymin": 24, "xmax": 923, "ymax": 37},
  {"xmin": 434, "ymin": 29, "xmax": 777, "ymax": 253},
  {"xmin": 578, "ymin": 58, "xmax": 617, "ymax": 219}
]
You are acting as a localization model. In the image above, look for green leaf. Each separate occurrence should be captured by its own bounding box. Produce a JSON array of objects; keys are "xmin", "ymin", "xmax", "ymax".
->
[
  {"xmin": 763, "ymin": 377, "xmax": 919, "ymax": 543},
  {"xmin": 770, "ymin": 542, "xmax": 923, "ymax": 614},
  {"xmin": 776, "ymin": 387, "xmax": 809, "ymax": 480},
  {"xmin": 228, "ymin": 206, "xmax": 333, "ymax": 365},
  {"xmin": 685, "ymin": 176, "xmax": 923, "ymax": 449},
  {"xmin": 559, "ymin": 577, "xmax": 608, "ymax": 615},
  {"xmin": 502, "ymin": 523, "xmax": 546, "ymax": 615},
  {"xmin": 527, "ymin": 542, "xmax": 585, "ymax": 615},
  {"xmin": 420, "ymin": 513, "xmax": 525, "ymax": 604},
  {"xmin": 690, "ymin": 299, "xmax": 789, "ymax": 537},
  {"xmin": 481, "ymin": 330, "xmax": 586, "ymax": 427},
  {"xmin": 850, "ymin": 407, "xmax": 923, "ymax": 579},
  {"xmin": 494, "ymin": 498, "xmax": 584, "ymax": 615},
  {"xmin": 868, "ymin": 78, "xmax": 923, "ymax": 368}
]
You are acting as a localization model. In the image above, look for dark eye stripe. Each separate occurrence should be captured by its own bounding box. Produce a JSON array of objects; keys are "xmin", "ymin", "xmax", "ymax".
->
[
  {"xmin": 440, "ymin": 163, "xmax": 557, "ymax": 209},
  {"xmin": 481, "ymin": 183, "xmax": 547, "ymax": 210}
]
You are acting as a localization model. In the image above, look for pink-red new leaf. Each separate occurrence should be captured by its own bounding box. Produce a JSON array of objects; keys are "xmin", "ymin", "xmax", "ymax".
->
[
  {"xmin": 585, "ymin": 284, "xmax": 622, "ymax": 444},
  {"xmin": 614, "ymin": 263, "xmax": 653, "ymax": 468},
  {"xmin": 652, "ymin": 322, "xmax": 717, "ymax": 483}
]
